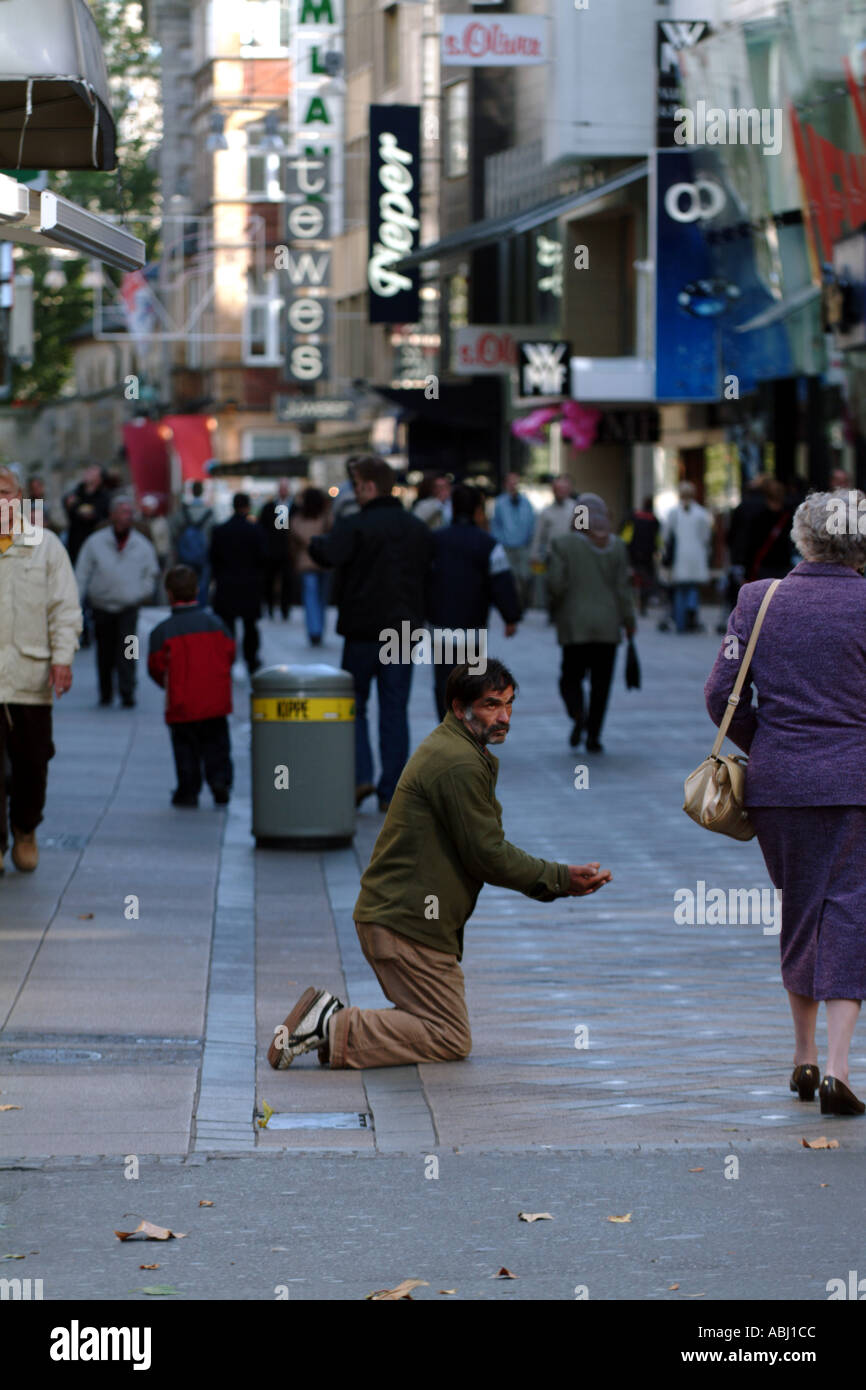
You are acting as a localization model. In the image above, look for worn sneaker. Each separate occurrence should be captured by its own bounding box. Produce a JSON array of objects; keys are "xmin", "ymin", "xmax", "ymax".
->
[{"xmin": 268, "ymin": 987, "xmax": 344, "ymax": 1069}]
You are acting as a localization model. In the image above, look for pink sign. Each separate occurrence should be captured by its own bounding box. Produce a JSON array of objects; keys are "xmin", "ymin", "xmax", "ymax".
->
[{"xmin": 441, "ymin": 15, "xmax": 547, "ymax": 66}]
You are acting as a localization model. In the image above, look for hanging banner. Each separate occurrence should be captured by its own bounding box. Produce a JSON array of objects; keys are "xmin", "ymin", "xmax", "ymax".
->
[
  {"xmin": 441, "ymin": 15, "xmax": 547, "ymax": 66},
  {"xmin": 368, "ymin": 104, "xmax": 421, "ymax": 325}
]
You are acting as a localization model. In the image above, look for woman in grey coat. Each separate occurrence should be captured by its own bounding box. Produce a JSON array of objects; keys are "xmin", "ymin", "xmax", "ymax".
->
[
  {"xmin": 547, "ymin": 494, "xmax": 636, "ymax": 752},
  {"xmin": 705, "ymin": 491, "xmax": 866, "ymax": 1115}
]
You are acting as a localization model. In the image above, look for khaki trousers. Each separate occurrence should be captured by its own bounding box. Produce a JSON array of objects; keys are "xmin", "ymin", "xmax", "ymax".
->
[{"xmin": 329, "ymin": 922, "xmax": 472, "ymax": 1069}]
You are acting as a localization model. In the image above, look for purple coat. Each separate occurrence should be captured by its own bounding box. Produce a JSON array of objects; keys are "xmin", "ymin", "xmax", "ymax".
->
[{"xmin": 705, "ymin": 562, "xmax": 866, "ymax": 806}]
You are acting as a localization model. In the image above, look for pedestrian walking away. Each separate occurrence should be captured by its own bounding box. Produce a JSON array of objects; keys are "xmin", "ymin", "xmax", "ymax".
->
[
  {"xmin": 171, "ymin": 480, "xmax": 214, "ymax": 606},
  {"xmin": 705, "ymin": 490, "xmax": 866, "ymax": 1117},
  {"xmin": 661, "ymin": 481, "xmax": 713, "ymax": 633},
  {"xmin": 289, "ymin": 486, "xmax": 332, "ymax": 646},
  {"xmin": 258, "ymin": 479, "xmax": 294, "ymax": 620},
  {"xmin": 530, "ymin": 475, "xmax": 578, "ymax": 613},
  {"xmin": 268, "ymin": 659, "xmax": 611, "ymax": 1070},
  {"xmin": 0, "ymin": 464, "xmax": 82, "ymax": 874},
  {"xmin": 209, "ymin": 492, "xmax": 268, "ymax": 676},
  {"xmin": 74, "ymin": 495, "xmax": 159, "ymax": 708},
  {"xmin": 547, "ymin": 493, "xmax": 636, "ymax": 752},
  {"xmin": 308, "ymin": 454, "xmax": 434, "ymax": 811},
  {"xmin": 427, "ymin": 482, "xmax": 520, "ymax": 720},
  {"xmin": 147, "ymin": 565, "xmax": 235, "ymax": 808}
]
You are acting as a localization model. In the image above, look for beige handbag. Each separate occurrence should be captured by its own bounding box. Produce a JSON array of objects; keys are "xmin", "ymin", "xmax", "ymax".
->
[{"xmin": 683, "ymin": 579, "xmax": 781, "ymax": 840}]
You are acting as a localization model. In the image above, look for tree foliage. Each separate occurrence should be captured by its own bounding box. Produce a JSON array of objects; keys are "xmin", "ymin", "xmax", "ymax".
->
[{"xmin": 11, "ymin": 1, "xmax": 161, "ymax": 403}]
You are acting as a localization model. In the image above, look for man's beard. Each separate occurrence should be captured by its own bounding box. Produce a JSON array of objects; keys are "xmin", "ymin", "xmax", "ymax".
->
[{"xmin": 464, "ymin": 710, "xmax": 508, "ymax": 745}]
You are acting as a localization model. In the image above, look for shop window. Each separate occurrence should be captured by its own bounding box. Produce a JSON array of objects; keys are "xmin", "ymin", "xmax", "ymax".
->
[
  {"xmin": 243, "ymin": 272, "xmax": 283, "ymax": 364},
  {"xmin": 383, "ymin": 5, "xmax": 399, "ymax": 89},
  {"xmin": 241, "ymin": 0, "xmax": 291, "ymax": 51},
  {"xmin": 444, "ymin": 82, "xmax": 469, "ymax": 179}
]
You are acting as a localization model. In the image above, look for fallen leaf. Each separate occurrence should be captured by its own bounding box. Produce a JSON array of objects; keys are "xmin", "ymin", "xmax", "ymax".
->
[
  {"xmin": 136, "ymin": 1285, "xmax": 180, "ymax": 1296},
  {"xmin": 366, "ymin": 1278, "xmax": 429, "ymax": 1301},
  {"xmin": 439, "ymin": 1289, "xmax": 457, "ymax": 1295},
  {"xmin": 0, "ymin": 1105, "xmax": 21, "ymax": 1112},
  {"xmin": 257, "ymin": 1100, "xmax": 274, "ymax": 1130},
  {"xmin": 139, "ymin": 1264, "xmax": 160, "ymax": 1270},
  {"xmin": 77, "ymin": 913, "xmax": 94, "ymax": 919},
  {"xmin": 493, "ymin": 1267, "xmax": 518, "ymax": 1279},
  {"xmin": 668, "ymin": 1283, "xmax": 679, "ymax": 1290},
  {"xmin": 820, "ymin": 1183, "xmax": 830, "ymax": 1188},
  {"xmin": 688, "ymin": 1168, "xmax": 704, "ymax": 1173},
  {"xmin": 114, "ymin": 1220, "xmax": 187, "ymax": 1242},
  {"xmin": 271, "ymin": 1246, "xmax": 290, "ymax": 1252},
  {"xmin": 607, "ymin": 1213, "xmax": 632, "ymax": 1223},
  {"xmin": 801, "ymin": 1136, "xmax": 839, "ymax": 1150},
  {"xmin": 198, "ymin": 1200, "xmax": 214, "ymax": 1207},
  {"xmin": 518, "ymin": 1211, "xmax": 552, "ymax": 1223},
  {"xmin": 2, "ymin": 1254, "xmax": 25, "ymax": 1260}
]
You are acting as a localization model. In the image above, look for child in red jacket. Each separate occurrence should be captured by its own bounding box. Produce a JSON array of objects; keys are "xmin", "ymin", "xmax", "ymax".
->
[{"xmin": 147, "ymin": 565, "xmax": 236, "ymax": 807}]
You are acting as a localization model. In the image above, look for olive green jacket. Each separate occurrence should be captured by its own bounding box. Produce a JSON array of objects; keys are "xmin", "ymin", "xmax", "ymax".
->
[
  {"xmin": 547, "ymin": 532, "xmax": 635, "ymax": 646},
  {"xmin": 354, "ymin": 711, "xmax": 572, "ymax": 958}
]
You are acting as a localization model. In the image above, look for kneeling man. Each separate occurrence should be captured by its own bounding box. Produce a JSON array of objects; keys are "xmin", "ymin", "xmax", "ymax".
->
[{"xmin": 269, "ymin": 659, "xmax": 611, "ymax": 1070}]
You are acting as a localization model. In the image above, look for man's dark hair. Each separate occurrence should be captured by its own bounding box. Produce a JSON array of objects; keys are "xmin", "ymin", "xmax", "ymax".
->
[
  {"xmin": 233, "ymin": 492, "xmax": 251, "ymax": 513},
  {"xmin": 451, "ymin": 483, "xmax": 482, "ymax": 521},
  {"xmin": 352, "ymin": 455, "xmax": 394, "ymax": 496},
  {"xmin": 192, "ymin": 480, "xmax": 204, "ymax": 498},
  {"xmin": 165, "ymin": 565, "xmax": 199, "ymax": 603},
  {"xmin": 446, "ymin": 659, "xmax": 518, "ymax": 712}
]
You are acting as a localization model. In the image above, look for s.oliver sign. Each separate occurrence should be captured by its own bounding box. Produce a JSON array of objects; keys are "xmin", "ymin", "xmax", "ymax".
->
[
  {"xmin": 453, "ymin": 326, "xmax": 528, "ymax": 375},
  {"xmin": 441, "ymin": 15, "xmax": 547, "ymax": 66},
  {"xmin": 368, "ymin": 104, "xmax": 421, "ymax": 325}
]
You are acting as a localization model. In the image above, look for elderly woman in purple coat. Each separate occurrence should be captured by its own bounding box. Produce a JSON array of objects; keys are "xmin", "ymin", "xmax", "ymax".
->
[{"xmin": 705, "ymin": 490, "xmax": 866, "ymax": 1116}]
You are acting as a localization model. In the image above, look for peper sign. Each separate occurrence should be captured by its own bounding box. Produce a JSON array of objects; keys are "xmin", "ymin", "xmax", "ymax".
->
[
  {"xmin": 441, "ymin": 15, "xmax": 547, "ymax": 66},
  {"xmin": 368, "ymin": 104, "xmax": 421, "ymax": 325}
]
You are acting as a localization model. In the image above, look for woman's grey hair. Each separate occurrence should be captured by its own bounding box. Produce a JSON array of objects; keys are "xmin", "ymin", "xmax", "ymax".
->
[{"xmin": 791, "ymin": 489, "xmax": 866, "ymax": 567}]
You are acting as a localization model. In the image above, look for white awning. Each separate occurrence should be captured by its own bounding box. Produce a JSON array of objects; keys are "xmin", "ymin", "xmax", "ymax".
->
[{"xmin": 0, "ymin": 172, "xmax": 145, "ymax": 270}]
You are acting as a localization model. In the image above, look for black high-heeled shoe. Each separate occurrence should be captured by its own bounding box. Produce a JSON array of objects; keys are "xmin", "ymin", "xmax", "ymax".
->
[
  {"xmin": 819, "ymin": 1076, "xmax": 866, "ymax": 1116},
  {"xmin": 789, "ymin": 1064, "xmax": 820, "ymax": 1101}
]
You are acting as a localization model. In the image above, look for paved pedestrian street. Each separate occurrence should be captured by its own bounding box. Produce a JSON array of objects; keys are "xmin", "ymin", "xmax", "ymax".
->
[{"xmin": 1, "ymin": 606, "xmax": 862, "ymax": 1306}]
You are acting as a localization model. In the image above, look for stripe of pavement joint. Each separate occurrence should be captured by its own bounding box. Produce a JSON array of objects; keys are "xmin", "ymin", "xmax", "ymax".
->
[
  {"xmin": 323, "ymin": 848, "xmax": 437, "ymax": 1153},
  {"xmin": 193, "ymin": 794, "xmax": 257, "ymax": 1153}
]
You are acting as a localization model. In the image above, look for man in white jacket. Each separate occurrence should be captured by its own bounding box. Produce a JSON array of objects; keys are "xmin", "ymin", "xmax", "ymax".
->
[
  {"xmin": 662, "ymin": 481, "xmax": 713, "ymax": 633},
  {"xmin": 75, "ymin": 495, "xmax": 159, "ymax": 708},
  {"xmin": 0, "ymin": 465, "xmax": 82, "ymax": 874}
]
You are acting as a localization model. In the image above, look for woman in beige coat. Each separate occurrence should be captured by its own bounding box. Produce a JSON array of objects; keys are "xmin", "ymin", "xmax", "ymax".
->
[
  {"xmin": 546, "ymin": 492, "xmax": 636, "ymax": 752},
  {"xmin": 0, "ymin": 465, "xmax": 82, "ymax": 873}
]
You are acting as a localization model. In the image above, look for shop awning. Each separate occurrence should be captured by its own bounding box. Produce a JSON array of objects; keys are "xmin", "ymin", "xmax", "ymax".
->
[{"xmin": 395, "ymin": 161, "xmax": 648, "ymax": 271}]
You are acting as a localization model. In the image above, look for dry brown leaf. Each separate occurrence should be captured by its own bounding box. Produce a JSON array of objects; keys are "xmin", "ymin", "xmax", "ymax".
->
[
  {"xmin": 493, "ymin": 1267, "xmax": 518, "ymax": 1279},
  {"xmin": 820, "ymin": 1183, "xmax": 830, "ymax": 1188},
  {"xmin": 688, "ymin": 1167, "xmax": 704, "ymax": 1173},
  {"xmin": 198, "ymin": 1200, "xmax": 214, "ymax": 1207},
  {"xmin": 77, "ymin": 913, "xmax": 94, "ymax": 919},
  {"xmin": 365, "ymin": 1278, "xmax": 429, "ymax": 1301},
  {"xmin": 607, "ymin": 1213, "xmax": 632, "ymax": 1223},
  {"xmin": 668, "ymin": 1283, "xmax": 679, "ymax": 1290},
  {"xmin": 801, "ymin": 1136, "xmax": 839, "ymax": 1150},
  {"xmin": 0, "ymin": 1105, "xmax": 21, "ymax": 1112},
  {"xmin": 517, "ymin": 1211, "xmax": 552, "ymax": 1223},
  {"xmin": 114, "ymin": 1220, "xmax": 187, "ymax": 1242},
  {"xmin": 439, "ymin": 1289, "xmax": 457, "ymax": 1295},
  {"xmin": 139, "ymin": 1264, "xmax": 160, "ymax": 1270}
]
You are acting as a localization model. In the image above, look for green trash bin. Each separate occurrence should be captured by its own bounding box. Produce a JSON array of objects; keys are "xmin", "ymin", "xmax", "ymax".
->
[{"xmin": 250, "ymin": 664, "xmax": 356, "ymax": 847}]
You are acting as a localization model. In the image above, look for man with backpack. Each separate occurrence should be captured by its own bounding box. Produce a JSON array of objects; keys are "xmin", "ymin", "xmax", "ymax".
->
[{"xmin": 171, "ymin": 481, "xmax": 214, "ymax": 605}]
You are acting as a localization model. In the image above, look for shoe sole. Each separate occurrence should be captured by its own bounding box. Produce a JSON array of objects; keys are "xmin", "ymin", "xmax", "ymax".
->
[{"xmin": 268, "ymin": 987, "xmax": 340, "ymax": 1070}]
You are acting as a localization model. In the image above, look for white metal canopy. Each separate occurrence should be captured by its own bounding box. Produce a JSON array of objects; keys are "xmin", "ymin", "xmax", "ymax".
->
[{"xmin": 0, "ymin": 171, "xmax": 145, "ymax": 270}]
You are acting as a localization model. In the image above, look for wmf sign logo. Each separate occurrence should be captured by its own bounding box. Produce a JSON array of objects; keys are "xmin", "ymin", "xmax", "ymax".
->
[
  {"xmin": 518, "ymin": 340, "xmax": 570, "ymax": 398},
  {"xmin": 283, "ymin": 0, "xmax": 344, "ymax": 383}
]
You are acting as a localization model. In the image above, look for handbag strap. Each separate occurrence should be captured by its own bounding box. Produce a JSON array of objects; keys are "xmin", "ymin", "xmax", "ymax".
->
[{"xmin": 711, "ymin": 578, "xmax": 781, "ymax": 758}]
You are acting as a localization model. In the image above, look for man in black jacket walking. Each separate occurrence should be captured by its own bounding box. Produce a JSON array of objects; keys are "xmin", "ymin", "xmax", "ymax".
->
[
  {"xmin": 427, "ymin": 484, "xmax": 521, "ymax": 719},
  {"xmin": 209, "ymin": 493, "xmax": 267, "ymax": 676},
  {"xmin": 309, "ymin": 455, "xmax": 434, "ymax": 810}
]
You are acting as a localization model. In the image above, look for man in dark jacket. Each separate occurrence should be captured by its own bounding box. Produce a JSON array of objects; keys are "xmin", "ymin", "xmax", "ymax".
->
[
  {"xmin": 64, "ymin": 465, "xmax": 114, "ymax": 565},
  {"xmin": 147, "ymin": 565, "xmax": 235, "ymax": 807},
  {"xmin": 209, "ymin": 493, "xmax": 267, "ymax": 676},
  {"xmin": 308, "ymin": 454, "xmax": 434, "ymax": 810},
  {"xmin": 258, "ymin": 478, "xmax": 294, "ymax": 620},
  {"xmin": 427, "ymin": 483, "xmax": 521, "ymax": 719},
  {"xmin": 267, "ymin": 659, "xmax": 612, "ymax": 1070}
]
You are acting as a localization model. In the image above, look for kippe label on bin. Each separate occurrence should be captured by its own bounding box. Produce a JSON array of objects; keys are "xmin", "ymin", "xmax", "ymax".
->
[{"xmin": 251, "ymin": 697, "xmax": 355, "ymax": 722}]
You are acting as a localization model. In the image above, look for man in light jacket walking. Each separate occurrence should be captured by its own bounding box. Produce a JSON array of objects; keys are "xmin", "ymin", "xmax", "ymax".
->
[
  {"xmin": 0, "ymin": 465, "xmax": 82, "ymax": 873},
  {"xmin": 75, "ymin": 495, "xmax": 159, "ymax": 708},
  {"xmin": 662, "ymin": 481, "xmax": 713, "ymax": 633}
]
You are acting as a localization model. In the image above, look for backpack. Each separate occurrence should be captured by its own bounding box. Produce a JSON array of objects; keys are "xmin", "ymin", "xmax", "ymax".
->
[{"xmin": 176, "ymin": 505, "xmax": 211, "ymax": 569}]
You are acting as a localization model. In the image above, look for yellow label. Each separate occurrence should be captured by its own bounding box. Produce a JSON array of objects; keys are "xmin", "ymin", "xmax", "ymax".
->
[{"xmin": 251, "ymin": 696, "xmax": 355, "ymax": 722}]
